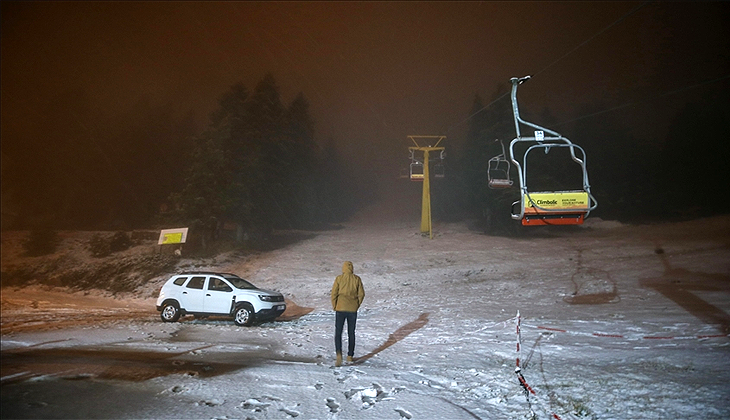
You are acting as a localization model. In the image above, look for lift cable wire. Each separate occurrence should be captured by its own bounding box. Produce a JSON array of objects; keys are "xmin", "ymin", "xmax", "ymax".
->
[
  {"xmin": 533, "ymin": 1, "xmax": 652, "ymax": 79},
  {"xmin": 552, "ymin": 73, "xmax": 730, "ymax": 128},
  {"xmin": 444, "ymin": 1, "xmax": 652, "ymax": 136}
]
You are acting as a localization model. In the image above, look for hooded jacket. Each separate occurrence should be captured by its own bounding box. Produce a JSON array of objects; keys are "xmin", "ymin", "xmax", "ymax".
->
[{"xmin": 331, "ymin": 261, "xmax": 365, "ymax": 312}]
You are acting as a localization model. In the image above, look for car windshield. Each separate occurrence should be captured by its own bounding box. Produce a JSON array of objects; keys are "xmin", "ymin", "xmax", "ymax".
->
[{"xmin": 224, "ymin": 275, "xmax": 257, "ymax": 290}]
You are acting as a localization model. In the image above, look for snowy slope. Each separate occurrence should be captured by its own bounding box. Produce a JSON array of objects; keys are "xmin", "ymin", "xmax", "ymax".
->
[{"xmin": 2, "ymin": 207, "xmax": 729, "ymax": 419}]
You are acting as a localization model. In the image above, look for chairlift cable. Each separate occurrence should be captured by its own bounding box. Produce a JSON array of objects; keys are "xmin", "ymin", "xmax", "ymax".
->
[
  {"xmin": 444, "ymin": 2, "xmax": 651, "ymax": 136},
  {"xmin": 552, "ymin": 74, "xmax": 730, "ymax": 128},
  {"xmin": 533, "ymin": 2, "xmax": 651, "ymax": 79}
]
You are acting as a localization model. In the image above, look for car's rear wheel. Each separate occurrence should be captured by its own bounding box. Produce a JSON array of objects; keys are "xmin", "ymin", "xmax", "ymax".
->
[
  {"xmin": 234, "ymin": 304, "xmax": 254, "ymax": 326},
  {"xmin": 160, "ymin": 302, "xmax": 181, "ymax": 322}
]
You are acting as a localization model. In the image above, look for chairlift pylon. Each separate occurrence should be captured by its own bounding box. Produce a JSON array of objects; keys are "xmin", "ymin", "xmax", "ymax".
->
[{"xmin": 403, "ymin": 136, "xmax": 447, "ymax": 238}]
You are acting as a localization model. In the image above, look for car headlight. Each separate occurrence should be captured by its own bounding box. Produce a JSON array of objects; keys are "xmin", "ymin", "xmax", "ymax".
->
[{"xmin": 259, "ymin": 295, "xmax": 274, "ymax": 302}]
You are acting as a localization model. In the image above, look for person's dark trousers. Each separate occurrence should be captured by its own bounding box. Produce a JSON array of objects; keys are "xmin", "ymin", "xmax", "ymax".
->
[{"xmin": 335, "ymin": 311, "xmax": 358, "ymax": 356}]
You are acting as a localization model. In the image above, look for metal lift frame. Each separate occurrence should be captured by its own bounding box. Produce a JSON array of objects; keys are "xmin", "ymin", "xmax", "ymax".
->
[{"xmin": 508, "ymin": 76, "xmax": 598, "ymax": 225}]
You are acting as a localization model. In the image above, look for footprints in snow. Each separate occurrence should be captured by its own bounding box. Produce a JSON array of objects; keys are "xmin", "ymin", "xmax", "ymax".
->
[
  {"xmin": 279, "ymin": 407, "xmax": 302, "ymax": 417},
  {"xmin": 395, "ymin": 407, "xmax": 414, "ymax": 419},
  {"xmin": 239, "ymin": 394, "xmax": 338, "ymax": 417},
  {"xmin": 326, "ymin": 397, "xmax": 340, "ymax": 413},
  {"xmin": 241, "ymin": 397, "xmax": 273, "ymax": 410},
  {"xmin": 343, "ymin": 381, "xmax": 406, "ymax": 410},
  {"xmin": 240, "ymin": 395, "xmax": 301, "ymax": 417},
  {"xmin": 216, "ymin": 371, "xmax": 413, "ymax": 417}
]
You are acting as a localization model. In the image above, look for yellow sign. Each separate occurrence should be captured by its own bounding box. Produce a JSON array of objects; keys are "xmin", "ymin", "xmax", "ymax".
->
[
  {"xmin": 161, "ymin": 233, "xmax": 183, "ymax": 244},
  {"xmin": 158, "ymin": 228, "xmax": 188, "ymax": 245},
  {"xmin": 524, "ymin": 191, "xmax": 589, "ymax": 211}
]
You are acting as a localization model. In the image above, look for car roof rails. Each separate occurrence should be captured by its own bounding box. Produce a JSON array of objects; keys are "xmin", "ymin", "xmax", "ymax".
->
[{"xmin": 178, "ymin": 271, "xmax": 238, "ymax": 276}]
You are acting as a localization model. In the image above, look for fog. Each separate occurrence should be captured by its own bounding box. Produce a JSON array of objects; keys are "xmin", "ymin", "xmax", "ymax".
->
[{"xmin": 2, "ymin": 2, "xmax": 729, "ymax": 231}]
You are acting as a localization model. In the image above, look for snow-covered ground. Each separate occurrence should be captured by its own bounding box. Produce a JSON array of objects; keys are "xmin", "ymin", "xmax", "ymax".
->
[{"xmin": 2, "ymin": 199, "xmax": 730, "ymax": 419}]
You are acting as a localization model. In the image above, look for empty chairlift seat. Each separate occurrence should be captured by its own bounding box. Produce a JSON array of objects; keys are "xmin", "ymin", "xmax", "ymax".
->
[
  {"xmin": 488, "ymin": 178, "xmax": 513, "ymax": 189},
  {"xmin": 410, "ymin": 161, "xmax": 424, "ymax": 181},
  {"xmin": 433, "ymin": 162, "xmax": 445, "ymax": 178},
  {"xmin": 487, "ymin": 143, "xmax": 513, "ymax": 189}
]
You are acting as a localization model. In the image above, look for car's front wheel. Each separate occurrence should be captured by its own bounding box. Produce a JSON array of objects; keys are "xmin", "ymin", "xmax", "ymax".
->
[
  {"xmin": 160, "ymin": 302, "xmax": 181, "ymax": 322},
  {"xmin": 234, "ymin": 304, "xmax": 254, "ymax": 326}
]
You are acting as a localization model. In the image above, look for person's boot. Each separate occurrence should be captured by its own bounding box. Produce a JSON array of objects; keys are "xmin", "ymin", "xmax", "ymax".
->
[
  {"xmin": 335, "ymin": 352, "xmax": 342, "ymax": 367},
  {"xmin": 346, "ymin": 356, "xmax": 354, "ymax": 363}
]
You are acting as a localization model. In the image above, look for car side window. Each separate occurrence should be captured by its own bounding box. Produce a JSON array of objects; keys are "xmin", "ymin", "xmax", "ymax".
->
[
  {"xmin": 208, "ymin": 277, "xmax": 233, "ymax": 292},
  {"xmin": 173, "ymin": 276, "xmax": 187, "ymax": 286},
  {"xmin": 186, "ymin": 276, "xmax": 205, "ymax": 290}
]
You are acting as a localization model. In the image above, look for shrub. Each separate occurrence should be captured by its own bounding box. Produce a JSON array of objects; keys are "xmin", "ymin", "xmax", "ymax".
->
[
  {"xmin": 88, "ymin": 231, "xmax": 132, "ymax": 258},
  {"xmin": 109, "ymin": 231, "xmax": 132, "ymax": 252},
  {"xmin": 88, "ymin": 233, "xmax": 112, "ymax": 258},
  {"xmin": 24, "ymin": 228, "xmax": 59, "ymax": 256}
]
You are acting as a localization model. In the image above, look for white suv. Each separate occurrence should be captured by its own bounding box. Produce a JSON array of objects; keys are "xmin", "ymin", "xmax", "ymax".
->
[{"xmin": 156, "ymin": 272, "xmax": 286, "ymax": 326}]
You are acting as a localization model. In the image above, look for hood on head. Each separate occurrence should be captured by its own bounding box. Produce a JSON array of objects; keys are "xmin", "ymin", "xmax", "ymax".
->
[{"xmin": 342, "ymin": 261, "xmax": 354, "ymax": 274}]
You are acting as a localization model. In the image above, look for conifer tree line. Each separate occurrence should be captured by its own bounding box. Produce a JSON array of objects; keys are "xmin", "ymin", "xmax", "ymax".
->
[
  {"xmin": 163, "ymin": 73, "xmax": 351, "ymax": 249},
  {"xmin": 2, "ymin": 73, "xmax": 355, "ymax": 242}
]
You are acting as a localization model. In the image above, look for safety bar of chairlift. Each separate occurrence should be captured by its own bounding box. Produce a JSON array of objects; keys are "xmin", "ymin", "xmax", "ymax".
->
[{"xmin": 508, "ymin": 76, "xmax": 598, "ymax": 221}]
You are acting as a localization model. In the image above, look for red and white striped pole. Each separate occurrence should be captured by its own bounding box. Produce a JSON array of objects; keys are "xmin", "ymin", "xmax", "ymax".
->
[
  {"xmin": 516, "ymin": 311, "xmax": 562, "ymax": 420},
  {"xmin": 516, "ymin": 311, "xmax": 521, "ymax": 372},
  {"xmin": 516, "ymin": 311, "xmax": 534, "ymax": 396}
]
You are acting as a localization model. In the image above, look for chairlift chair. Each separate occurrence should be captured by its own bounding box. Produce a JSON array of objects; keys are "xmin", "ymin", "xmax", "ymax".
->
[
  {"xmin": 399, "ymin": 167, "xmax": 409, "ymax": 179},
  {"xmin": 433, "ymin": 162, "xmax": 445, "ymax": 178},
  {"xmin": 410, "ymin": 160, "xmax": 424, "ymax": 181},
  {"xmin": 488, "ymin": 140, "xmax": 513, "ymax": 189},
  {"xmin": 408, "ymin": 148, "xmax": 424, "ymax": 181},
  {"xmin": 432, "ymin": 149, "xmax": 446, "ymax": 179},
  {"xmin": 506, "ymin": 76, "xmax": 598, "ymax": 226},
  {"xmin": 406, "ymin": 137, "xmax": 446, "ymax": 182}
]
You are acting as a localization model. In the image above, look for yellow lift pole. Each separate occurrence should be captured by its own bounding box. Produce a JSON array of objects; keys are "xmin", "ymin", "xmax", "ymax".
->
[{"xmin": 408, "ymin": 135, "xmax": 445, "ymax": 239}]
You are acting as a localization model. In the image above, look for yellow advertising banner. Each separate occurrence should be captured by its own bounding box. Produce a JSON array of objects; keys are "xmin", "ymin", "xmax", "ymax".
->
[{"xmin": 524, "ymin": 191, "xmax": 589, "ymax": 211}]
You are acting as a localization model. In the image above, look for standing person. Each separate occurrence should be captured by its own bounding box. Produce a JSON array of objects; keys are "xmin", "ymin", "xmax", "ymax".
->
[{"xmin": 331, "ymin": 261, "xmax": 365, "ymax": 366}]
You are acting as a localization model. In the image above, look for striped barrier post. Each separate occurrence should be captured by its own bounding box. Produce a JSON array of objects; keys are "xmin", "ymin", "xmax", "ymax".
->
[{"xmin": 515, "ymin": 311, "xmax": 563, "ymax": 420}]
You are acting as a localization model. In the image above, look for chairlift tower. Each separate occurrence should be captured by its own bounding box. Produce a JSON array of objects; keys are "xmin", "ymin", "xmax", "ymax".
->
[{"xmin": 407, "ymin": 135, "xmax": 446, "ymax": 239}]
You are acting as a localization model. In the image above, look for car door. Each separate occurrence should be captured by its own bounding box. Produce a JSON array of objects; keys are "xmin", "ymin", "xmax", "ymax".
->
[
  {"xmin": 181, "ymin": 276, "xmax": 207, "ymax": 312},
  {"xmin": 204, "ymin": 276, "xmax": 234, "ymax": 314}
]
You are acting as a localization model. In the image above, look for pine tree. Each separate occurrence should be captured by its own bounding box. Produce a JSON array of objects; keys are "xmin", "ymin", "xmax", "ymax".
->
[{"xmin": 284, "ymin": 92, "xmax": 318, "ymax": 227}]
